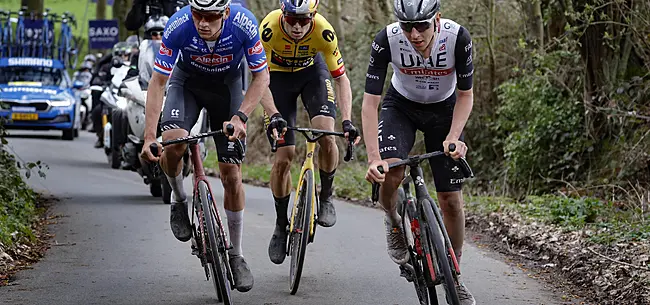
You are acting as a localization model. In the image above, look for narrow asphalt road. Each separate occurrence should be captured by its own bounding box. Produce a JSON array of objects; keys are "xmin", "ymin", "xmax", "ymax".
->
[{"xmin": 1, "ymin": 131, "xmax": 568, "ymax": 305}]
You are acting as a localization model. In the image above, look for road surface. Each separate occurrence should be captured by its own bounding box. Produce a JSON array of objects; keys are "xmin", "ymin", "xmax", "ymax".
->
[{"xmin": 1, "ymin": 131, "xmax": 568, "ymax": 305}]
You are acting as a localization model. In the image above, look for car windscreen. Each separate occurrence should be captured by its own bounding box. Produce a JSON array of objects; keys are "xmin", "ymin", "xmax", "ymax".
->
[{"xmin": 0, "ymin": 66, "xmax": 67, "ymax": 87}]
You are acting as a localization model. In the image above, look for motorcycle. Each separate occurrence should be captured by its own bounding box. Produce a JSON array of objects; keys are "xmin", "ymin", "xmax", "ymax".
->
[
  {"xmin": 115, "ymin": 72, "xmax": 209, "ymax": 203},
  {"xmin": 89, "ymin": 62, "xmax": 131, "ymax": 169}
]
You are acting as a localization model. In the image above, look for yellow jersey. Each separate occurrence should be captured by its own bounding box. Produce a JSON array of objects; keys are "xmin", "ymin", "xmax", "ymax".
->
[{"xmin": 259, "ymin": 9, "xmax": 345, "ymax": 78}]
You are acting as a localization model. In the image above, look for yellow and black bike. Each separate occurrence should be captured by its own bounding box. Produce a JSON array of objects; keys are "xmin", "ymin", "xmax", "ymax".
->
[{"xmin": 270, "ymin": 126, "xmax": 355, "ymax": 294}]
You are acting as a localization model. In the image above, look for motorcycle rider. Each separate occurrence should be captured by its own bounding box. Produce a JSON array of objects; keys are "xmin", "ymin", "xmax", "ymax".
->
[
  {"xmin": 90, "ymin": 42, "xmax": 135, "ymax": 148},
  {"xmin": 138, "ymin": 15, "xmax": 168, "ymax": 88},
  {"xmin": 126, "ymin": 0, "xmax": 187, "ymax": 36}
]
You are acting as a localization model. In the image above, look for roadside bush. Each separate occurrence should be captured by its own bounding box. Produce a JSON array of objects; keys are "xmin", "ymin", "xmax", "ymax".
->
[
  {"xmin": 0, "ymin": 121, "xmax": 44, "ymax": 248},
  {"xmin": 494, "ymin": 49, "xmax": 588, "ymax": 195}
]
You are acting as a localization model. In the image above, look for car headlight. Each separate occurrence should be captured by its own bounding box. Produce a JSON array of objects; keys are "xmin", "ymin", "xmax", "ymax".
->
[{"xmin": 50, "ymin": 93, "xmax": 73, "ymax": 107}]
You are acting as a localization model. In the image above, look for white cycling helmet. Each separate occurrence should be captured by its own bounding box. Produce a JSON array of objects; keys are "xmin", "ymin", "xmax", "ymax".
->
[{"xmin": 189, "ymin": 0, "xmax": 231, "ymax": 11}]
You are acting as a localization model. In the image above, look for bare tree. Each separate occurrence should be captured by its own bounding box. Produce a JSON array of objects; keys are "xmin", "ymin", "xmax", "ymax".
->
[{"xmin": 97, "ymin": 0, "xmax": 107, "ymax": 20}]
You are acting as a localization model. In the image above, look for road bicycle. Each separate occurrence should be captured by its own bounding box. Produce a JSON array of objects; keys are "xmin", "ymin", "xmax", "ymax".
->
[
  {"xmin": 37, "ymin": 8, "xmax": 55, "ymax": 58},
  {"xmin": 370, "ymin": 145, "xmax": 474, "ymax": 305},
  {"xmin": 54, "ymin": 12, "xmax": 78, "ymax": 69},
  {"xmin": 270, "ymin": 126, "xmax": 354, "ymax": 294},
  {"xmin": 1, "ymin": 10, "xmax": 13, "ymax": 57},
  {"xmin": 150, "ymin": 124, "xmax": 243, "ymax": 304},
  {"xmin": 15, "ymin": 8, "xmax": 29, "ymax": 57}
]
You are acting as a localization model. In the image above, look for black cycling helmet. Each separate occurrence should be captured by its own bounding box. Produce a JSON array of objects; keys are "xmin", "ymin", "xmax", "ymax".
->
[{"xmin": 393, "ymin": 0, "xmax": 440, "ymax": 22}]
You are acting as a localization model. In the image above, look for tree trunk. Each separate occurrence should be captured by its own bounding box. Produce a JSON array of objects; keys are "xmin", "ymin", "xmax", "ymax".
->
[
  {"xmin": 330, "ymin": 0, "xmax": 345, "ymax": 53},
  {"xmin": 96, "ymin": 0, "xmax": 107, "ymax": 20},
  {"xmin": 531, "ymin": 0, "xmax": 544, "ymax": 50},
  {"xmin": 24, "ymin": 0, "xmax": 43, "ymax": 16},
  {"xmin": 485, "ymin": 0, "xmax": 498, "ymax": 103},
  {"xmin": 113, "ymin": 0, "xmax": 132, "ymax": 40}
]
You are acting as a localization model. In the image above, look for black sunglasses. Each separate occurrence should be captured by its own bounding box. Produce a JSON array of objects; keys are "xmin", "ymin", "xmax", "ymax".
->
[
  {"xmin": 399, "ymin": 20, "xmax": 436, "ymax": 33},
  {"xmin": 150, "ymin": 31, "xmax": 163, "ymax": 37}
]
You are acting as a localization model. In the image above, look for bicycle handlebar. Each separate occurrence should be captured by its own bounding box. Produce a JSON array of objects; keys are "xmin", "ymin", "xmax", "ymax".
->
[
  {"xmin": 149, "ymin": 124, "xmax": 244, "ymax": 160},
  {"xmin": 271, "ymin": 126, "xmax": 355, "ymax": 162},
  {"xmin": 370, "ymin": 144, "xmax": 474, "ymax": 202}
]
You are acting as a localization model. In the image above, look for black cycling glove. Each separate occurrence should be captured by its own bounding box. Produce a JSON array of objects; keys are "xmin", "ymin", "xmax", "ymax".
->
[
  {"xmin": 266, "ymin": 113, "xmax": 288, "ymax": 150},
  {"xmin": 342, "ymin": 120, "xmax": 359, "ymax": 143}
]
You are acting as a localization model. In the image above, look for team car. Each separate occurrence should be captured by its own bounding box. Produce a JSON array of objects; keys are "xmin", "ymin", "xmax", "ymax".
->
[{"xmin": 0, "ymin": 57, "xmax": 82, "ymax": 140}]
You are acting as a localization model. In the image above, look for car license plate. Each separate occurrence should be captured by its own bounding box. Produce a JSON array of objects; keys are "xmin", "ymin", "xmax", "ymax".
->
[{"xmin": 12, "ymin": 113, "xmax": 38, "ymax": 120}]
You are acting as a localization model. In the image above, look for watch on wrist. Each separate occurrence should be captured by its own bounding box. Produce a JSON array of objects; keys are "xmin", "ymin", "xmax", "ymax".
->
[{"xmin": 235, "ymin": 110, "xmax": 248, "ymax": 123}]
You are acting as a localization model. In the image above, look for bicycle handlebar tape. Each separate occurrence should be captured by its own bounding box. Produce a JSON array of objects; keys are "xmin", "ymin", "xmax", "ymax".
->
[
  {"xmin": 150, "ymin": 143, "xmax": 159, "ymax": 157},
  {"xmin": 371, "ymin": 183, "xmax": 380, "ymax": 203},
  {"xmin": 448, "ymin": 143, "xmax": 456, "ymax": 152},
  {"xmin": 226, "ymin": 123, "xmax": 234, "ymax": 136}
]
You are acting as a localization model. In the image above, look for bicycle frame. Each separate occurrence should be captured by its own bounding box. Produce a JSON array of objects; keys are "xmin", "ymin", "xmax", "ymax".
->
[
  {"xmin": 404, "ymin": 163, "xmax": 461, "ymax": 277},
  {"xmin": 289, "ymin": 140, "xmax": 318, "ymax": 239},
  {"xmin": 188, "ymin": 140, "xmax": 230, "ymax": 253}
]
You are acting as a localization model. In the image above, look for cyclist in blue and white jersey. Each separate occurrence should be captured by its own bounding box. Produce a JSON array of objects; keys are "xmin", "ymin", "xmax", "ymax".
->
[
  {"xmin": 362, "ymin": 0, "xmax": 476, "ymax": 304},
  {"xmin": 139, "ymin": 0, "xmax": 269, "ymax": 293}
]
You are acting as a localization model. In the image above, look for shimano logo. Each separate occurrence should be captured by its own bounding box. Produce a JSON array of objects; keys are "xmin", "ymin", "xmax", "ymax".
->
[
  {"xmin": 8, "ymin": 58, "xmax": 53, "ymax": 67},
  {"xmin": 164, "ymin": 13, "xmax": 190, "ymax": 39}
]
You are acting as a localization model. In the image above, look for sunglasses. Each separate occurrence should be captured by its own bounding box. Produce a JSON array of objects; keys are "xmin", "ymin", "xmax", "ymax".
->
[
  {"xmin": 150, "ymin": 31, "xmax": 163, "ymax": 37},
  {"xmin": 283, "ymin": 14, "xmax": 312, "ymax": 27},
  {"xmin": 399, "ymin": 18, "xmax": 436, "ymax": 33},
  {"xmin": 191, "ymin": 9, "xmax": 224, "ymax": 23}
]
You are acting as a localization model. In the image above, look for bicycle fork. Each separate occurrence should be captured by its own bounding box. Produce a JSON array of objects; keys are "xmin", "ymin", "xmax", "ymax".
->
[
  {"xmin": 409, "ymin": 166, "xmax": 461, "ymax": 276},
  {"xmin": 289, "ymin": 141, "xmax": 317, "ymax": 238}
]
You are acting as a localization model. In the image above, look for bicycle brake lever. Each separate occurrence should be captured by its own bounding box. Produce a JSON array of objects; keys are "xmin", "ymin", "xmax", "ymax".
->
[
  {"xmin": 371, "ymin": 182, "xmax": 380, "ymax": 203},
  {"xmin": 344, "ymin": 139, "xmax": 355, "ymax": 162},
  {"xmin": 371, "ymin": 165, "xmax": 384, "ymax": 203}
]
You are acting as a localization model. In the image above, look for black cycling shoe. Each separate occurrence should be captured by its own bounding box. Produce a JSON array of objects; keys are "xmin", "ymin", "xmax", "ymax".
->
[
  {"xmin": 229, "ymin": 256, "xmax": 254, "ymax": 292},
  {"xmin": 94, "ymin": 139, "xmax": 103, "ymax": 148},
  {"xmin": 170, "ymin": 201, "xmax": 192, "ymax": 242},
  {"xmin": 268, "ymin": 224, "xmax": 288, "ymax": 264},
  {"xmin": 317, "ymin": 197, "xmax": 336, "ymax": 227}
]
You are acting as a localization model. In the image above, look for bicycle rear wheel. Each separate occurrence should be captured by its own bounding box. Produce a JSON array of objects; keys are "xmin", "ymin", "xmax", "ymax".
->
[
  {"xmin": 398, "ymin": 188, "xmax": 431, "ymax": 305},
  {"xmin": 421, "ymin": 199, "xmax": 460, "ymax": 305},
  {"xmin": 289, "ymin": 169, "xmax": 313, "ymax": 295},
  {"xmin": 199, "ymin": 181, "xmax": 232, "ymax": 304}
]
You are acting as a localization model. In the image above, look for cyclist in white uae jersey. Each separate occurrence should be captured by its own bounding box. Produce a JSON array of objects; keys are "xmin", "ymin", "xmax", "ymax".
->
[{"xmin": 361, "ymin": 0, "xmax": 475, "ymax": 304}]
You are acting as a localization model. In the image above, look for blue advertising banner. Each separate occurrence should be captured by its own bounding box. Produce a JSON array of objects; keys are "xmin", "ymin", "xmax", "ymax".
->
[
  {"xmin": 90, "ymin": 0, "xmax": 115, "ymax": 5},
  {"xmin": 88, "ymin": 20, "xmax": 119, "ymax": 49},
  {"xmin": 23, "ymin": 19, "xmax": 55, "ymax": 43}
]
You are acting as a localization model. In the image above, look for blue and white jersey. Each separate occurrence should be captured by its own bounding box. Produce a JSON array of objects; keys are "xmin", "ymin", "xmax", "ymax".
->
[{"xmin": 154, "ymin": 5, "xmax": 267, "ymax": 78}]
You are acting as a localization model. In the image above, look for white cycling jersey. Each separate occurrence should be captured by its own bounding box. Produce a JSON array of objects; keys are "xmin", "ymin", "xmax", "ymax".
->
[{"xmin": 365, "ymin": 18, "xmax": 473, "ymax": 104}]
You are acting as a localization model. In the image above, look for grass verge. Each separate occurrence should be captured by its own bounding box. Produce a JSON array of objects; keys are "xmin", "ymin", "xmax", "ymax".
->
[
  {"xmin": 204, "ymin": 149, "xmax": 371, "ymax": 201},
  {"xmin": 466, "ymin": 194, "xmax": 650, "ymax": 246}
]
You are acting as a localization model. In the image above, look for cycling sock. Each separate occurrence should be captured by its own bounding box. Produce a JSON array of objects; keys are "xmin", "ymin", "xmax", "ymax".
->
[
  {"xmin": 274, "ymin": 195, "xmax": 290, "ymax": 228},
  {"xmin": 166, "ymin": 173, "xmax": 186, "ymax": 202},
  {"xmin": 319, "ymin": 169, "xmax": 336, "ymax": 200},
  {"xmin": 226, "ymin": 209, "xmax": 244, "ymax": 257}
]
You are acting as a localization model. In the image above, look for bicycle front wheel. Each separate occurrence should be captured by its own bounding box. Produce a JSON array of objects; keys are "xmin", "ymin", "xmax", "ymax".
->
[
  {"xmin": 398, "ymin": 188, "xmax": 430, "ymax": 305},
  {"xmin": 422, "ymin": 199, "xmax": 460, "ymax": 305},
  {"xmin": 289, "ymin": 169, "xmax": 313, "ymax": 295},
  {"xmin": 199, "ymin": 181, "xmax": 232, "ymax": 304}
]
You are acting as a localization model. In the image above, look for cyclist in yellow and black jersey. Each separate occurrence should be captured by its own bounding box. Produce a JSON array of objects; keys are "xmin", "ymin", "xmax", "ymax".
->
[{"xmin": 258, "ymin": 0, "xmax": 360, "ymax": 265}]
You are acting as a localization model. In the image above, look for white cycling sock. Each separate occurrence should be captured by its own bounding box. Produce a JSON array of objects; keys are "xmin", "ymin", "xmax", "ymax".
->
[
  {"xmin": 165, "ymin": 173, "xmax": 186, "ymax": 203},
  {"xmin": 226, "ymin": 209, "xmax": 244, "ymax": 257}
]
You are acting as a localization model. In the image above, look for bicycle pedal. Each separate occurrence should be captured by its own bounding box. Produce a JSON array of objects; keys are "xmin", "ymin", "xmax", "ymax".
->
[{"xmin": 399, "ymin": 264, "xmax": 416, "ymax": 282}]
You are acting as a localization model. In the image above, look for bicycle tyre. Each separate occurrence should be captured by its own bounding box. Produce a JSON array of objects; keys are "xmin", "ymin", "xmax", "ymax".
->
[
  {"xmin": 422, "ymin": 199, "xmax": 460, "ymax": 305},
  {"xmin": 289, "ymin": 169, "xmax": 313, "ymax": 295},
  {"xmin": 398, "ymin": 188, "xmax": 430, "ymax": 305},
  {"xmin": 199, "ymin": 181, "xmax": 232, "ymax": 304}
]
